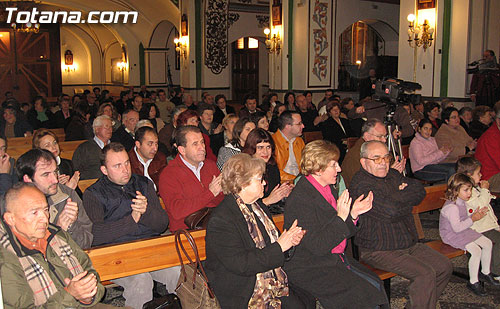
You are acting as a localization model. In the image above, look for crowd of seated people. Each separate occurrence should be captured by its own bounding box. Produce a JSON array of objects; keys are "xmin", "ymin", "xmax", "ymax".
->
[{"xmin": 2, "ymin": 85, "xmax": 500, "ymax": 308}]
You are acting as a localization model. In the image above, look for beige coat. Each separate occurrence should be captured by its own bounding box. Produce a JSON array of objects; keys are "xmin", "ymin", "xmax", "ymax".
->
[
  {"xmin": 466, "ymin": 187, "xmax": 499, "ymax": 233},
  {"xmin": 435, "ymin": 124, "xmax": 473, "ymax": 163}
]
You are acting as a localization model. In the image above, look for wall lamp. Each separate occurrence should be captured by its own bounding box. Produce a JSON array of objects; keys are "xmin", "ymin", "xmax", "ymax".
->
[
  {"xmin": 264, "ymin": 27, "xmax": 281, "ymax": 55},
  {"xmin": 174, "ymin": 36, "xmax": 188, "ymax": 59},
  {"xmin": 117, "ymin": 61, "xmax": 128, "ymax": 72},
  {"xmin": 407, "ymin": 12, "xmax": 435, "ymax": 51},
  {"xmin": 62, "ymin": 50, "xmax": 76, "ymax": 72}
]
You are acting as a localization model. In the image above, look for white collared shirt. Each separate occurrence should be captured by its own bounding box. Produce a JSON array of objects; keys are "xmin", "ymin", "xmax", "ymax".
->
[
  {"xmin": 279, "ymin": 130, "xmax": 299, "ymax": 176},
  {"xmin": 180, "ymin": 155, "xmax": 204, "ymax": 181},
  {"xmin": 134, "ymin": 146, "xmax": 154, "ymax": 189},
  {"xmin": 93, "ymin": 136, "xmax": 109, "ymax": 149}
]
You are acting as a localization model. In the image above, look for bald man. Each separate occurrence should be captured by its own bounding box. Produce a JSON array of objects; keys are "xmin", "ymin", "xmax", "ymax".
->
[{"xmin": 0, "ymin": 183, "xmax": 106, "ymax": 308}]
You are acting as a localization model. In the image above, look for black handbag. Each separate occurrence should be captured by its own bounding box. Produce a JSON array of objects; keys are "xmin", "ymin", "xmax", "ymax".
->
[
  {"xmin": 183, "ymin": 207, "xmax": 213, "ymax": 230},
  {"xmin": 142, "ymin": 294, "xmax": 182, "ymax": 309}
]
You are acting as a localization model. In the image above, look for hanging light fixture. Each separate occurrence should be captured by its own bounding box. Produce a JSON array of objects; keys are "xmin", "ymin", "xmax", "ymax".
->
[{"xmin": 1, "ymin": 1, "xmax": 42, "ymax": 33}]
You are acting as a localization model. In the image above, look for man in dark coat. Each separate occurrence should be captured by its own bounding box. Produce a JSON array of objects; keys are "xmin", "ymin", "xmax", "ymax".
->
[
  {"xmin": 111, "ymin": 109, "xmax": 138, "ymax": 152},
  {"xmin": 83, "ymin": 142, "xmax": 179, "ymax": 308},
  {"xmin": 350, "ymin": 140, "xmax": 452, "ymax": 308}
]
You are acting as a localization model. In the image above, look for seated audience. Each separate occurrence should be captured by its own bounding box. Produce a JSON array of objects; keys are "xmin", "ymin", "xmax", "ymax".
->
[
  {"xmin": 260, "ymin": 92, "xmax": 278, "ymax": 113},
  {"xmin": 16, "ymin": 149, "xmax": 93, "ymax": 248},
  {"xmin": 205, "ymin": 153, "xmax": 313, "ymax": 308},
  {"xmin": 272, "ymin": 111, "xmax": 305, "ymax": 183},
  {"xmin": 249, "ymin": 110, "xmax": 269, "ymax": 131},
  {"xmin": 156, "ymin": 89, "xmax": 175, "ymax": 124},
  {"xmin": 213, "ymin": 94, "xmax": 235, "ymax": 125},
  {"xmin": 129, "ymin": 126, "xmax": 167, "ymax": 190},
  {"xmin": 1, "ymin": 106, "xmax": 32, "ymax": 138},
  {"xmin": 0, "ymin": 136, "xmax": 17, "ymax": 195},
  {"xmin": 217, "ymin": 117, "xmax": 255, "ymax": 170},
  {"xmin": 350, "ymin": 140, "xmax": 452, "ymax": 308},
  {"xmin": 158, "ymin": 105, "xmax": 187, "ymax": 155},
  {"xmin": 0, "ymin": 183, "xmax": 105, "ymax": 307},
  {"xmin": 456, "ymin": 157, "xmax": 500, "ymax": 277},
  {"xmin": 358, "ymin": 68, "xmax": 377, "ymax": 100},
  {"xmin": 183, "ymin": 93, "xmax": 197, "ymax": 110},
  {"xmin": 83, "ymin": 142, "xmax": 179, "ymax": 308},
  {"xmin": 73, "ymin": 115, "xmax": 113, "ymax": 180},
  {"xmin": 411, "ymin": 101, "xmax": 425, "ymax": 122},
  {"xmin": 175, "ymin": 109, "xmax": 217, "ymax": 161},
  {"xmin": 475, "ymin": 110, "xmax": 500, "ymax": 192},
  {"xmin": 439, "ymin": 173, "xmax": 499, "ymax": 296},
  {"xmin": 33, "ymin": 129, "xmax": 80, "ymax": 190},
  {"xmin": 441, "ymin": 99, "xmax": 455, "ymax": 110},
  {"xmin": 284, "ymin": 140, "xmax": 388, "ymax": 308},
  {"xmin": 242, "ymin": 128, "xmax": 292, "ymax": 214},
  {"xmin": 85, "ymin": 92, "xmax": 99, "ymax": 120},
  {"xmin": 141, "ymin": 103, "xmax": 165, "ymax": 133},
  {"xmin": 284, "ymin": 91, "xmax": 296, "ymax": 111},
  {"xmin": 435, "ymin": 107, "xmax": 476, "ymax": 164},
  {"xmin": 130, "ymin": 95, "xmax": 143, "ymax": 113},
  {"xmin": 97, "ymin": 102, "xmax": 121, "ymax": 131},
  {"xmin": 341, "ymin": 118, "xmax": 405, "ymax": 188},
  {"xmin": 320, "ymin": 101, "xmax": 353, "ymax": 164},
  {"xmin": 469, "ymin": 106, "xmax": 493, "ymax": 139},
  {"xmin": 65, "ymin": 102, "xmax": 93, "ymax": 141},
  {"xmin": 239, "ymin": 94, "xmax": 262, "ymax": 118},
  {"xmin": 111, "ymin": 109, "xmax": 138, "ymax": 152},
  {"xmin": 197, "ymin": 103, "xmax": 221, "ymax": 136},
  {"xmin": 269, "ymin": 102, "xmax": 286, "ymax": 133},
  {"xmin": 424, "ymin": 101, "xmax": 442, "ymax": 136},
  {"xmin": 459, "ymin": 106, "xmax": 473, "ymax": 135},
  {"xmin": 220, "ymin": 113, "xmax": 238, "ymax": 146},
  {"xmin": 317, "ymin": 89, "xmax": 334, "ymax": 112},
  {"xmin": 159, "ymin": 126, "xmax": 224, "ymax": 231},
  {"xmin": 409, "ymin": 119, "xmax": 455, "ymax": 182},
  {"xmin": 52, "ymin": 94, "xmax": 74, "ymax": 129},
  {"xmin": 296, "ymin": 94, "xmax": 323, "ymax": 132},
  {"xmin": 27, "ymin": 96, "xmax": 53, "ymax": 129}
]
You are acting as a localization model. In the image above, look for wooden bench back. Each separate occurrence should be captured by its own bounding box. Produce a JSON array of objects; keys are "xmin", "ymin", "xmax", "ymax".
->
[
  {"xmin": 86, "ymin": 215, "xmax": 284, "ymax": 282},
  {"xmin": 412, "ymin": 183, "xmax": 447, "ymax": 239},
  {"xmin": 302, "ymin": 131, "xmax": 323, "ymax": 144},
  {"xmin": 78, "ymin": 178, "xmax": 98, "ymax": 193},
  {"xmin": 8, "ymin": 140, "xmax": 86, "ymax": 160}
]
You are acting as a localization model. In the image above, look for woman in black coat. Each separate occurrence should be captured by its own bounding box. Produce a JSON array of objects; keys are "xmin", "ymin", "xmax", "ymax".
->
[
  {"xmin": 319, "ymin": 101, "xmax": 352, "ymax": 164},
  {"xmin": 283, "ymin": 140, "xmax": 388, "ymax": 308},
  {"xmin": 205, "ymin": 154, "xmax": 314, "ymax": 308}
]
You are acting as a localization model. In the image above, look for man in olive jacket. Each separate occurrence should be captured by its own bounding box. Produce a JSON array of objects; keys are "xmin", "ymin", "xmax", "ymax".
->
[{"xmin": 0, "ymin": 183, "xmax": 105, "ymax": 308}]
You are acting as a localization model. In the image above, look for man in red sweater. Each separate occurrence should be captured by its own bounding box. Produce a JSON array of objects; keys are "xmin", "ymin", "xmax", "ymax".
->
[
  {"xmin": 159, "ymin": 125, "xmax": 224, "ymax": 231},
  {"xmin": 475, "ymin": 111, "xmax": 500, "ymax": 192}
]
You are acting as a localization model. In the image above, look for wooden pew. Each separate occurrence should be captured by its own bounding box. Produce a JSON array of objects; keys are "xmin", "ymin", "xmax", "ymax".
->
[
  {"xmin": 8, "ymin": 140, "xmax": 86, "ymax": 160},
  {"xmin": 78, "ymin": 178, "xmax": 98, "ymax": 193},
  {"xmin": 302, "ymin": 131, "xmax": 323, "ymax": 144},
  {"xmin": 86, "ymin": 215, "xmax": 284, "ymax": 283}
]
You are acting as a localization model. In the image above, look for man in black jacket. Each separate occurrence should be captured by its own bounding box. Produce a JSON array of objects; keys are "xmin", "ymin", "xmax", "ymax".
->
[
  {"xmin": 350, "ymin": 141, "xmax": 452, "ymax": 309},
  {"xmin": 83, "ymin": 142, "xmax": 179, "ymax": 308}
]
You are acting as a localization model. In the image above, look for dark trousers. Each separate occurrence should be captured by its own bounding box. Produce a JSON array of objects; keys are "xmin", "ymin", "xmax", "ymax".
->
[
  {"xmin": 360, "ymin": 243, "xmax": 453, "ymax": 309},
  {"xmin": 484, "ymin": 229, "xmax": 500, "ymax": 274},
  {"xmin": 413, "ymin": 163, "xmax": 456, "ymax": 183}
]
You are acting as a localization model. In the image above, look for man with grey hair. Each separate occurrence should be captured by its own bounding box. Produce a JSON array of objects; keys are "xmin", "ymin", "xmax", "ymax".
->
[
  {"xmin": 351, "ymin": 140, "xmax": 452, "ymax": 308},
  {"xmin": 475, "ymin": 108, "xmax": 500, "ymax": 192},
  {"xmin": 73, "ymin": 115, "xmax": 113, "ymax": 179},
  {"xmin": 341, "ymin": 118, "xmax": 406, "ymax": 188},
  {"xmin": 111, "ymin": 109, "xmax": 138, "ymax": 152}
]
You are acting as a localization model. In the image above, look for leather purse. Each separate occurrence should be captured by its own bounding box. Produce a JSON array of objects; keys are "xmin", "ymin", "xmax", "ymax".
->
[
  {"xmin": 174, "ymin": 229, "xmax": 220, "ymax": 309},
  {"xmin": 184, "ymin": 207, "xmax": 213, "ymax": 230},
  {"xmin": 142, "ymin": 294, "xmax": 182, "ymax": 309}
]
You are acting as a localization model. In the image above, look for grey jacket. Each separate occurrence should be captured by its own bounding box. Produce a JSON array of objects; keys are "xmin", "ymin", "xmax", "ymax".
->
[{"xmin": 47, "ymin": 184, "xmax": 93, "ymax": 249}]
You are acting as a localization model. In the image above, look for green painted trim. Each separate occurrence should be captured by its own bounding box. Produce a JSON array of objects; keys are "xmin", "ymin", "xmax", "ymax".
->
[
  {"xmin": 195, "ymin": 0, "xmax": 202, "ymax": 89},
  {"xmin": 139, "ymin": 43, "xmax": 145, "ymax": 85},
  {"xmin": 287, "ymin": 0, "xmax": 293, "ymax": 90},
  {"xmin": 440, "ymin": 0, "xmax": 451, "ymax": 97}
]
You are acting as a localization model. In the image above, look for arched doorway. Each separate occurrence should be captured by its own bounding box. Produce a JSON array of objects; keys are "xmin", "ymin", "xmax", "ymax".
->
[{"xmin": 337, "ymin": 20, "xmax": 398, "ymax": 92}]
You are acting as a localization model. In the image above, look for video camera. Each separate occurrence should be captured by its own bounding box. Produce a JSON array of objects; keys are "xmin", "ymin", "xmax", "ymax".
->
[{"xmin": 372, "ymin": 78, "xmax": 422, "ymax": 106}]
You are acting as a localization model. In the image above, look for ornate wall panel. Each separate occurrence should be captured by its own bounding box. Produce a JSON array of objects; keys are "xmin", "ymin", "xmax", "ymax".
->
[{"xmin": 205, "ymin": 0, "xmax": 229, "ymax": 74}]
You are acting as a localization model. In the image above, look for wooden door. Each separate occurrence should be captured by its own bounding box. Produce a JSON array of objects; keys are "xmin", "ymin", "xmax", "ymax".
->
[
  {"xmin": 232, "ymin": 38, "xmax": 259, "ymax": 105},
  {"xmin": 0, "ymin": 24, "xmax": 61, "ymax": 104}
]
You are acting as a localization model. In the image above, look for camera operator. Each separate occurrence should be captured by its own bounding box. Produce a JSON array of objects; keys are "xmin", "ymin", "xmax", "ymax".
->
[{"xmin": 470, "ymin": 50, "xmax": 500, "ymax": 107}]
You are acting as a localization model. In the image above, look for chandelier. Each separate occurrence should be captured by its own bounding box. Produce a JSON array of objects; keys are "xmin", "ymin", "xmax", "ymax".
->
[
  {"xmin": 407, "ymin": 14, "xmax": 434, "ymax": 51},
  {"xmin": 0, "ymin": 1, "xmax": 41, "ymax": 33}
]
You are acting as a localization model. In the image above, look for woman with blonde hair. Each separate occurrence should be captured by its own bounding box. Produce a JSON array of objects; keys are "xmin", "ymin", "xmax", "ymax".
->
[
  {"xmin": 284, "ymin": 140, "xmax": 388, "ymax": 308},
  {"xmin": 32, "ymin": 129, "xmax": 80, "ymax": 189},
  {"xmin": 205, "ymin": 153, "xmax": 314, "ymax": 308}
]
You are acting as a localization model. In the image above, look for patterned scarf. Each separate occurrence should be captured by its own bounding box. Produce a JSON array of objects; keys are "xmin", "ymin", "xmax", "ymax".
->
[
  {"xmin": 234, "ymin": 195, "xmax": 289, "ymax": 308},
  {"xmin": 0, "ymin": 224, "xmax": 84, "ymax": 306}
]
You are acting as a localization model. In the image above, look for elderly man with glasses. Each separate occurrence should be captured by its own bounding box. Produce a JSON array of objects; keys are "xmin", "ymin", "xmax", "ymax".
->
[
  {"xmin": 350, "ymin": 140, "xmax": 452, "ymax": 309},
  {"xmin": 341, "ymin": 118, "xmax": 406, "ymax": 188}
]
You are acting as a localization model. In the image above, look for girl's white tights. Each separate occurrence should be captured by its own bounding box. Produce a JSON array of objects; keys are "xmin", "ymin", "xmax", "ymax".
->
[{"xmin": 465, "ymin": 235, "xmax": 493, "ymax": 284}]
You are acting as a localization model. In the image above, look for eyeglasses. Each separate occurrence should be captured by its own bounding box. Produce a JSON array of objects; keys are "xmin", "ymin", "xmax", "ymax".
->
[
  {"xmin": 363, "ymin": 154, "xmax": 391, "ymax": 164},
  {"xmin": 251, "ymin": 175, "xmax": 265, "ymax": 183},
  {"xmin": 291, "ymin": 121, "xmax": 303, "ymax": 126},
  {"xmin": 368, "ymin": 132, "xmax": 388, "ymax": 140}
]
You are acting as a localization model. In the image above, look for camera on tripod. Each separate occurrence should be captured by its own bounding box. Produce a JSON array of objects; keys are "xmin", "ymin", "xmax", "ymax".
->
[{"xmin": 372, "ymin": 78, "xmax": 422, "ymax": 107}]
